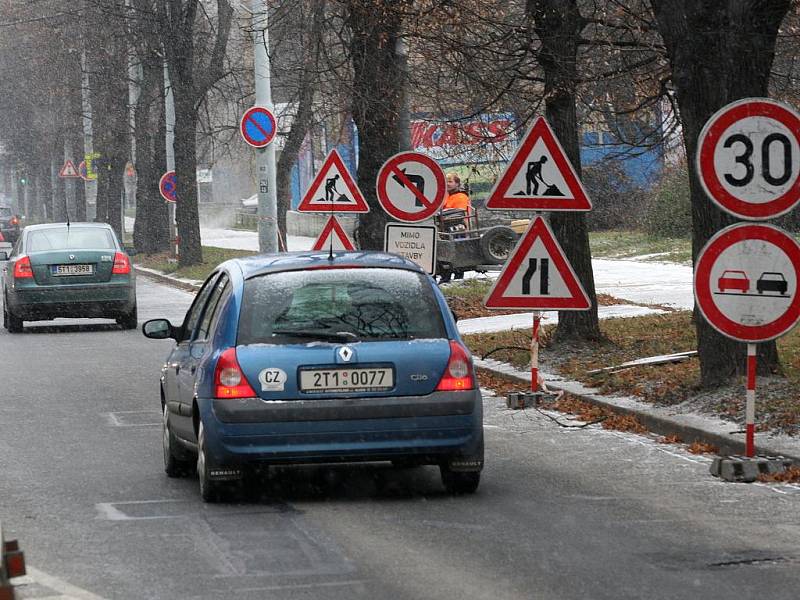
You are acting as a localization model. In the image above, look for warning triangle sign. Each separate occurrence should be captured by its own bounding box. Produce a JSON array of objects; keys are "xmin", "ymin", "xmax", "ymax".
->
[
  {"xmin": 311, "ymin": 216, "xmax": 356, "ymax": 251},
  {"xmin": 484, "ymin": 216, "xmax": 590, "ymax": 310},
  {"xmin": 486, "ymin": 117, "xmax": 592, "ymax": 211},
  {"xmin": 297, "ymin": 149, "xmax": 369, "ymax": 213},
  {"xmin": 58, "ymin": 160, "xmax": 80, "ymax": 178}
]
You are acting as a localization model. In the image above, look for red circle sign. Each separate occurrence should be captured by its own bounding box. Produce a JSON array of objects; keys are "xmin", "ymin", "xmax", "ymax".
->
[
  {"xmin": 376, "ymin": 152, "xmax": 446, "ymax": 222},
  {"xmin": 695, "ymin": 223, "xmax": 800, "ymax": 342},
  {"xmin": 697, "ymin": 98, "xmax": 800, "ymax": 220},
  {"xmin": 159, "ymin": 171, "xmax": 177, "ymax": 203},
  {"xmin": 240, "ymin": 106, "xmax": 277, "ymax": 148}
]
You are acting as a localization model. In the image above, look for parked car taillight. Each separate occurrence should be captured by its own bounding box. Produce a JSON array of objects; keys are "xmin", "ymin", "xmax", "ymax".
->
[
  {"xmin": 9, "ymin": 216, "xmax": 19, "ymax": 226},
  {"xmin": 214, "ymin": 348, "xmax": 257, "ymax": 399},
  {"xmin": 13, "ymin": 255, "xmax": 33, "ymax": 279},
  {"xmin": 112, "ymin": 252, "xmax": 131, "ymax": 274},
  {"xmin": 436, "ymin": 341, "xmax": 476, "ymax": 391}
]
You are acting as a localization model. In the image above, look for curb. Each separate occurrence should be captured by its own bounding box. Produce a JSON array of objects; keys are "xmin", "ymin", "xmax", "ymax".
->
[
  {"xmin": 475, "ymin": 357, "xmax": 800, "ymax": 463},
  {"xmin": 134, "ymin": 266, "xmax": 200, "ymax": 292}
]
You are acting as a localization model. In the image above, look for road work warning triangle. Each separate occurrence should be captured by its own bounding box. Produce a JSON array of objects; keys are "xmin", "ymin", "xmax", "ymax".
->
[
  {"xmin": 297, "ymin": 149, "xmax": 369, "ymax": 213},
  {"xmin": 58, "ymin": 160, "xmax": 80, "ymax": 178},
  {"xmin": 484, "ymin": 216, "xmax": 590, "ymax": 310},
  {"xmin": 312, "ymin": 216, "xmax": 356, "ymax": 251},
  {"xmin": 486, "ymin": 117, "xmax": 592, "ymax": 211}
]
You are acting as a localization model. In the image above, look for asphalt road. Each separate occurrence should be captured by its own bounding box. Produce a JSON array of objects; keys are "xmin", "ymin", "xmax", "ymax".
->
[{"xmin": 1, "ymin": 275, "xmax": 800, "ymax": 600}]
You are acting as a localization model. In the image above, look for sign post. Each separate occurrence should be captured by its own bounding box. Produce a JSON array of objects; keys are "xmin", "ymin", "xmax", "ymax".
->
[
  {"xmin": 694, "ymin": 222, "xmax": 800, "ymax": 457},
  {"xmin": 484, "ymin": 117, "xmax": 592, "ymax": 398}
]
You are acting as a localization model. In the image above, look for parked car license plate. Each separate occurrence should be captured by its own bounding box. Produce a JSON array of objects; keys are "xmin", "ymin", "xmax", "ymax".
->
[
  {"xmin": 52, "ymin": 264, "xmax": 94, "ymax": 276},
  {"xmin": 300, "ymin": 367, "xmax": 394, "ymax": 393}
]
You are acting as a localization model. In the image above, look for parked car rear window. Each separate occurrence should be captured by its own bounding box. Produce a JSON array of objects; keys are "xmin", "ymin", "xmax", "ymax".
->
[
  {"xmin": 238, "ymin": 268, "xmax": 447, "ymax": 344},
  {"xmin": 26, "ymin": 227, "xmax": 116, "ymax": 252}
]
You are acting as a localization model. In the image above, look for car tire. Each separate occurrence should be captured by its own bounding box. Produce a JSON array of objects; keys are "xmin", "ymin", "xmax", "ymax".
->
[
  {"xmin": 197, "ymin": 421, "xmax": 225, "ymax": 503},
  {"xmin": 163, "ymin": 405, "xmax": 192, "ymax": 478},
  {"xmin": 117, "ymin": 304, "xmax": 138, "ymax": 330},
  {"xmin": 439, "ymin": 466, "xmax": 480, "ymax": 494},
  {"xmin": 479, "ymin": 226, "xmax": 517, "ymax": 265},
  {"xmin": 4, "ymin": 301, "xmax": 22, "ymax": 333}
]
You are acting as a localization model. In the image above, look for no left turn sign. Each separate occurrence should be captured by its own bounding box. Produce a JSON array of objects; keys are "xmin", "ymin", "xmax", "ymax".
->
[
  {"xmin": 697, "ymin": 98, "xmax": 800, "ymax": 220},
  {"xmin": 695, "ymin": 222, "xmax": 800, "ymax": 342},
  {"xmin": 376, "ymin": 152, "xmax": 446, "ymax": 222}
]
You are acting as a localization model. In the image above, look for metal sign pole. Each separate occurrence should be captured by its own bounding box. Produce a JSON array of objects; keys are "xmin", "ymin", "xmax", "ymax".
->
[
  {"xmin": 746, "ymin": 343, "xmax": 757, "ymax": 457},
  {"xmin": 531, "ymin": 311, "xmax": 541, "ymax": 392}
]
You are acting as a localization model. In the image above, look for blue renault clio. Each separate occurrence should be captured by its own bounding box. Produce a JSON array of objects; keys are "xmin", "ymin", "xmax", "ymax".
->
[{"xmin": 143, "ymin": 251, "xmax": 484, "ymax": 501}]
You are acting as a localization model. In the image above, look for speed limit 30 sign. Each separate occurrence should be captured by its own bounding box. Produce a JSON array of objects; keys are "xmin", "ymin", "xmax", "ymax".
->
[{"xmin": 698, "ymin": 98, "xmax": 800, "ymax": 220}]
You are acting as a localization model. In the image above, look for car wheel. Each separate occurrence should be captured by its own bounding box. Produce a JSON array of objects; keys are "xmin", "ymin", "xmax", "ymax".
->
[
  {"xmin": 439, "ymin": 466, "xmax": 480, "ymax": 494},
  {"xmin": 163, "ymin": 405, "xmax": 192, "ymax": 478},
  {"xmin": 479, "ymin": 226, "xmax": 517, "ymax": 265},
  {"xmin": 4, "ymin": 301, "xmax": 22, "ymax": 333},
  {"xmin": 197, "ymin": 422, "xmax": 225, "ymax": 503},
  {"xmin": 117, "ymin": 304, "xmax": 138, "ymax": 330}
]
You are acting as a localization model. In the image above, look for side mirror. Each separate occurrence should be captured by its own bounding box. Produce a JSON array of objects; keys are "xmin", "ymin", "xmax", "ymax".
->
[
  {"xmin": 142, "ymin": 318, "xmax": 176, "ymax": 340},
  {"xmin": 451, "ymin": 309, "xmax": 459, "ymax": 323},
  {"xmin": 123, "ymin": 245, "xmax": 138, "ymax": 257}
]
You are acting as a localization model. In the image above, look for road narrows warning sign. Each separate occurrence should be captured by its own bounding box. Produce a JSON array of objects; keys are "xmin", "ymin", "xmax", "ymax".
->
[
  {"xmin": 483, "ymin": 216, "xmax": 590, "ymax": 310},
  {"xmin": 376, "ymin": 152, "xmax": 446, "ymax": 222},
  {"xmin": 486, "ymin": 117, "xmax": 592, "ymax": 211},
  {"xmin": 312, "ymin": 216, "xmax": 356, "ymax": 251},
  {"xmin": 297, "ymin": 149, "xmax": 368, "ymax": 213},
  {"xmin": 694, "ymin": 222, "xmax": 800, "ymax": 342}
]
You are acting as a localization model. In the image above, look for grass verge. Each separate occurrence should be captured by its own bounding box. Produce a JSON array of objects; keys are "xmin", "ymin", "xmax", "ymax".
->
[
  {"xmin": 135, "ymin": 246, "xmax": 255, "ymax": 281},
  {"xmin": 589, "ymin": 230, "xmax": 692, "ymax": 264},
  {"xmin": 466, "ymin": 311, "xmax": 800, "ymax": 436}
]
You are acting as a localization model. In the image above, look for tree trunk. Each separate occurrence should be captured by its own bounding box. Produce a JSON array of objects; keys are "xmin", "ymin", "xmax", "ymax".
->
[
  {"xmin": 347, "ymin": 1, "xmax": 403, "ymax": 250},
  {"xmin": 173, "ymin": 90, "xmax": 202, "ymax": 266},
  {"xmin": 133, "ymin": 53, "xmax": 170, "ymax": 254},
  {"xmin": 275, "ymin": 0, "xmax": 324, "ymax": 240},
  {"xmin": 650, "ymin": 0, "xmax": 788, "ymax": 386},
  {"xmin": 529, "ymin": 0, "xmax": 602, "ymax": 341}
]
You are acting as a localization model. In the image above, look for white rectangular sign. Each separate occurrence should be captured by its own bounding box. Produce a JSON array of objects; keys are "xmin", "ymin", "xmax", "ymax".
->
[{"xmin": 384, "ymin": 223, "xmax": 437, "ymax": 274}]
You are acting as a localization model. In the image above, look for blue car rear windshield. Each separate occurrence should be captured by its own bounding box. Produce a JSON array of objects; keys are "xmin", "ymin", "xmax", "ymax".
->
[
  {"xmin": 238, "ymin": 268, "xmax": 447, "ymax": 344},
  {"xmin": 27, "ymin": 227, "xmax": 116, "ymax": 251}
]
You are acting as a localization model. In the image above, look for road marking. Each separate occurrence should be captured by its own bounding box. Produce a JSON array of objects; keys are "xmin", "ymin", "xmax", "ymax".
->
[
  {"xmin": 95, "ymin": 499, "xmax": 184, "ymax": 521},
  {"xmin": 231, "ymin": 579, "xmax": 369, "ymax": 593},
  {"xmin": 104, "ymin": 410, "xmax": 160, "ymax": 428},
  {"xmin": 18, "ymin": 566, "xmax": 108, "ymax": 600}
]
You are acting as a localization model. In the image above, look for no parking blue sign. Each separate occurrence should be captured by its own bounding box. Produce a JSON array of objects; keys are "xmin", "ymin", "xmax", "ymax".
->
[
  {"xmin": 159, "ymin": 170, "xmax": 177, "ymax": 203},
  {"xmin": 240, "ymin": 106, "xmax": 277, "ymax": 148}
]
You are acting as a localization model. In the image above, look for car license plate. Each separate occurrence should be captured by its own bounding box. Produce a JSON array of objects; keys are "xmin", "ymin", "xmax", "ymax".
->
[
  {"xmin": 300, "ymin": 367, "xmax": 394, "ymax": 393},
  {"xmin": 52, "ymin": 264, "xmax": 94, "ymax": 276}
]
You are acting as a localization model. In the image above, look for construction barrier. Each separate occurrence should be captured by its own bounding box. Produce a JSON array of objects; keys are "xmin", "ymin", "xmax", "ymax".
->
[{"xmin": 0, "ymin": 521, "xmax": 25, "ymax": 600}]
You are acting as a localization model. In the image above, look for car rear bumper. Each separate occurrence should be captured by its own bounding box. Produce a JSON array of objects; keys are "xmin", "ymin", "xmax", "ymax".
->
[
  {"xmin": 6, "ymin": 282, "xmax": 135, "ymax": 318},
  {"xmin": 200, "ymin": 390, "xmax": 484, "ymax": 468}
]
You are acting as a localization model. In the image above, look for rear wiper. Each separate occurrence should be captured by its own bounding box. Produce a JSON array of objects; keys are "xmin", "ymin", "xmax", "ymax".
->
[{"xmin": 271, "ymin": 329, "xmax": 360, "ymax": 342}]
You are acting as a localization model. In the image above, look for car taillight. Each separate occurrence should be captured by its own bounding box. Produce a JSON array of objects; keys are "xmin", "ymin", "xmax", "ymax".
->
[
  {"xmin": 9, "ymin": 216, "xmax": 18, "ymax": 226},
  {"xmin": 13, "ymin": 255, "xmax": 33, "ymax": 279},
  {"xmin": 436, "ymin": 341, "xmax": 475, "ymax": 391},
  {"xmin": 214, "ymin": 348, "xmax": 257, "ymax": 399},
  {"xmin": 0, "ymin": 231, "xmax": 4, "ymax": 241},
  {"xmin": 112, "ymin": 252, "xmax": 131, "ymax": 274}
]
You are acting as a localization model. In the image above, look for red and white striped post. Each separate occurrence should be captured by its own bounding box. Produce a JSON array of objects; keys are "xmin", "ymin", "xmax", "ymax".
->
[
  {"xmin": 745, "ymin": 343, "xmax": 757, "ymax": 457},
  {"xmin": 531, "ymin": 311, "xmax": 541, "ymax": 392}
]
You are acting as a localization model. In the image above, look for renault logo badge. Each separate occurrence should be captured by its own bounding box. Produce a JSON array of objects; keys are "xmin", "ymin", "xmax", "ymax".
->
[{"xmin": 338, "ymin": 346, "xmax": 354, "ymax": 362}]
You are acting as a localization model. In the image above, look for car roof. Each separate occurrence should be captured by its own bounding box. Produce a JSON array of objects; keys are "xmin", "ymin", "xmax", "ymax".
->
[
  {"xmin": 226, "ymin": 251, "xmax": 428, "ymax": 280},
  {"xmin": 24, "ymin": 222, "xmax": 113, "ymax": 231}
]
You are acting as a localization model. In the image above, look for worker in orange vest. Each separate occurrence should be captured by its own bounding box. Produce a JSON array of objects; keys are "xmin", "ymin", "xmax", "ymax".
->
[{"xmin": 443, "ymin": 172, "xmax": 473, "ymax": 225}]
